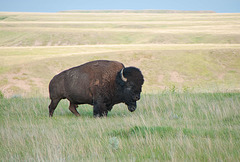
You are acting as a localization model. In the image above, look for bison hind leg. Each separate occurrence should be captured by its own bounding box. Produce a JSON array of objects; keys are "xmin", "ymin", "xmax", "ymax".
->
[
  {"xmin": 69, "ymin": 102, "xmax": 80, "ymax": 117},
  {"xmin": 49, "ymin": 98, "xmax": 61, "ymax": 117}
]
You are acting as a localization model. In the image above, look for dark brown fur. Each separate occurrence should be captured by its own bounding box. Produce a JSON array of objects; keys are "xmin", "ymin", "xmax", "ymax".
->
[{"xmin": 48, "ymin": 60, "xmax": 144, "ymax": 117}]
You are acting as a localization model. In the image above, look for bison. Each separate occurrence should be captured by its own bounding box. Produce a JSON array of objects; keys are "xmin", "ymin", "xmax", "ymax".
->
[{"xmin": 48, "ymin": 60, "xmax": 144, "ymax": 117}]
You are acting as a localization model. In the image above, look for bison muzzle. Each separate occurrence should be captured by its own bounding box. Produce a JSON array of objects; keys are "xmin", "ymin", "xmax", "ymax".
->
[{"xmin": 48, "ymin": 60, "xmax": 144, "ymax": 117}]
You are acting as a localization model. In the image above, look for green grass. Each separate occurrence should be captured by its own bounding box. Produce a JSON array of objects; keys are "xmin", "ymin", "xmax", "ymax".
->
[
  {"xmin": 1, "ymin": 29, "xmax": 240, "ymax": 46},
  {"xmin": 0, "ymin": 92, "xmax": 240, "ymax": 161}
]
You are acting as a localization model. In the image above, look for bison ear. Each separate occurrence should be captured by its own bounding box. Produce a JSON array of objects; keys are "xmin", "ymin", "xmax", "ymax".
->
[{"xmin": 120, "ymin": 68, "xmax": 127, "ymax": 82}]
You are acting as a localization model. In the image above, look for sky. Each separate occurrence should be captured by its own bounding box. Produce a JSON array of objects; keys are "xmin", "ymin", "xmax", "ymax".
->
[{"xmin": 0, "ymin": 0, "xmax": 240, "ymax": 13}]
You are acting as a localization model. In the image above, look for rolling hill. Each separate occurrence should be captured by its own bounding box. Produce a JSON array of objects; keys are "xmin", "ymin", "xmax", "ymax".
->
[{"xmin": 0, "ymin": 11, "xmax": 240, "ymax": 97}]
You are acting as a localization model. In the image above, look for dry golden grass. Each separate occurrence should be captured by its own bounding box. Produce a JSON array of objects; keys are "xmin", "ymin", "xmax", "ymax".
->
[
  {"xmin": 0, "ymin": 11, "xmax": 240, "ymax": 96},
  {"xmin": 0, "ymin": 44, "xmax": 240, "ymax": 97}
]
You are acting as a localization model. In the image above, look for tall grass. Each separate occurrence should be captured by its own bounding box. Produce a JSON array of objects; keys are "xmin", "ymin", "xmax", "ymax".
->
[{"xmin": 1, "ymin": 92, "xmax": 239, "ymax": 161}]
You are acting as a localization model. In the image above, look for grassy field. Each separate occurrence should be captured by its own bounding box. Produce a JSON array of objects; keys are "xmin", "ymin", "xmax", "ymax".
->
[
  {"xmin": 0, "ymin": 12, "xmax": 240, "ymax": 46},
  {"xmin": 0, "ymin": 11, "xmax": 240, "ymax": 161},
  {"xmin": 0, "ymin": 92, "xmax": 240, "ymax": 161},
  {"xmin": 1, "ymin": 44, "xmax": 240, "ymax": 97}
]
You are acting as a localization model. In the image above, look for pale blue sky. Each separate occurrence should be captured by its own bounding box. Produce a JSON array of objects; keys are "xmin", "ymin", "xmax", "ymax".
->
[{"xmin": 0, "ymin": 0, "xmax": 239, "ymax": 13}]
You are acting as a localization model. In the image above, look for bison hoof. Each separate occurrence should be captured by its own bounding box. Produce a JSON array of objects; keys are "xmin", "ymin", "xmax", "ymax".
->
[{"xmin": 94, "ymin": 113, "xmax": 108, "ymax": 118}]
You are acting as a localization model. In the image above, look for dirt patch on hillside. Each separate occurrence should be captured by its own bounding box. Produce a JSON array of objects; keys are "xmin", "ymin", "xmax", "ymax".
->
[
  {"xmin": 158, "ymin": 74, "xmax": 164, "ymax": 82},
  {"xmin": 218, "ymin": 73, "xmax": 225, "ymax": 80},
  {"xmin": 1, "ymin": 72, "xmax": 31, "ymax": 98},
  {"xmin": 0, "ymin": 66, "xmax": 44, "ymax": 98},
  {"xmin": 170, "ymin": 71, "xmax": 184, "ymax": 83}
]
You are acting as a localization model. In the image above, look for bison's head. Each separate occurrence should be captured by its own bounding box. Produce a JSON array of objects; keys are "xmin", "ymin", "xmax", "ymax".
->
[{"xmin": 116, "ymin": 67, "xmax": 144, "ymax": 112}]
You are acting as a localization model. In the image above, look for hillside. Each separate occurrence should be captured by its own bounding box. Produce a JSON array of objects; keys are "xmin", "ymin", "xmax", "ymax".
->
[{"xmin": 0, "ymin": 12, "xmax": 240, "ymax": 97}]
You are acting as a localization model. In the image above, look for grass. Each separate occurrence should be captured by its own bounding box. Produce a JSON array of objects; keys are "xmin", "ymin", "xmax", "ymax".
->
[
  {"xmin": 0, "ymin": 12, "xmax": 240, "ymax": 46},
  {"xmin": 1, "ymin": 44, "xmax": 240, "ymax": 97},
  {"xmin": 0, "ymin": 11, "xmax": 240, "ymax": 97},
  {"xmin": 0, "ymin": 92, "xmax": 240, "ymax": 161}
]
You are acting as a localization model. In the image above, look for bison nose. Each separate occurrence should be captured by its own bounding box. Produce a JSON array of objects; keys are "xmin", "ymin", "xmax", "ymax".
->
[{"xmin": 134, "ymin": 94, "xmax": 140, "ymax": 101}]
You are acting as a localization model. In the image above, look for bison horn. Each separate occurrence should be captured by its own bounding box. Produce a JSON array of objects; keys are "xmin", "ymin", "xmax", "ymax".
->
[{"xmin": 120, "ymin": 68, "xmax": 127, "ymax": 82}]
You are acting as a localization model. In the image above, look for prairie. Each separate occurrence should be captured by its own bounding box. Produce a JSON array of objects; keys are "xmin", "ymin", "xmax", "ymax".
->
[
  {"xmin": 0, "ymin": 12, "xmax": 240, "ymax": 96},
  {"xmin": 1, "ymin": 44, "xmax": 240, "ymax": 97},
  {"xmin": 0, "ymin": 11, "xmax": 240, "ymax": 161},
  {"xmin": 1, "ymin": 92, "xmax": 240, "ymax": 161}
]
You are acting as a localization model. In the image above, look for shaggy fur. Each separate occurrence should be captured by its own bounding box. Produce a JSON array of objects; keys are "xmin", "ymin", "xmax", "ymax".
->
[{"xmin": 48, "ymin": 60, "xmax": 144, "ymax": 117}]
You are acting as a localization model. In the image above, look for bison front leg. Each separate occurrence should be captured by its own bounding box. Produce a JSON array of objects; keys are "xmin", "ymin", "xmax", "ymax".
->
[
  {"xmin": 93, "ymin": 102, "xmax": 108, "ymax": 117},
  {"xmin": 49, "ymin": 98, "xmax": 61, "ymax": 117},
  {"xmin": 69, "ymin": 102, "xmax": 80, "ymax": 117}
]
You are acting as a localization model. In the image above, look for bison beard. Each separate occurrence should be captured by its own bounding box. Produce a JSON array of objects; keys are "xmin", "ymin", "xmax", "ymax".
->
[{"xmin": 48, "ymin": 60, "xmax": 144, "ymax": 117}]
